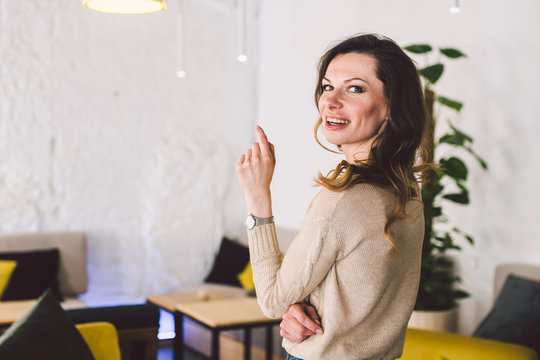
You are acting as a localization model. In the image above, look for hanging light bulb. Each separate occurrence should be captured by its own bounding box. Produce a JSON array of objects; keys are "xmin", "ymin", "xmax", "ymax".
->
[
  {"xmin": 176, "ymin": 0, "xmax": 186, "ymax": 78},
  {"xmin": 237, "ymin": 0, "xmax": 247, "ymax": 62},
  {"xmin": 82, "ymin": 0, "xmax": 166, "ymax": 14},
  {"xmin": 449, "ymin": 0, "xmax": 461, "ymax": 13}
]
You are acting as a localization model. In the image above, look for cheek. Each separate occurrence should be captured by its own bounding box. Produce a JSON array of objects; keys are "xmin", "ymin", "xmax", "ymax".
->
[{"xmin": 317, "ymin": 98, "xmax": 325, "ymax": 113}]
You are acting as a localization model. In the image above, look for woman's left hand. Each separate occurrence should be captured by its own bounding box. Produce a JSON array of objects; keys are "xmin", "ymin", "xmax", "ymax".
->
[{"xmin": 236, "ymin": 126, "xmax": 276, "ymax": 217}]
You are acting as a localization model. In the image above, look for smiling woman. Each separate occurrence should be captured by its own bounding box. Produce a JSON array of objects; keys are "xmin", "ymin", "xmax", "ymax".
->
[
  {"xmin": 318, "ymin": 52, "xmax": 389, "ymax": 162},
  {"xmin": 237, "ymin": 33, "xmax": 431, "ymax": 360}
]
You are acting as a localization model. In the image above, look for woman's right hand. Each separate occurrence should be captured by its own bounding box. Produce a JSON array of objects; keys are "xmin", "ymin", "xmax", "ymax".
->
[
  {"xmin": 236, "ymin": 126, "xmax": 276, "ymax": 217},
  {"xmin": 280, "ymin": 303, "xmax": 324, "ymax": 343}
]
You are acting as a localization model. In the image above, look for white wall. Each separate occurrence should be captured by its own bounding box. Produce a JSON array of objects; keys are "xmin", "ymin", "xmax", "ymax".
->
[
  {"xmin": 256, "ymin": 0, "xmax": 540, "ymax": 333},
  {"xmin": 0, "ymin": 0, "xmax": 258, "ymax": 302}
]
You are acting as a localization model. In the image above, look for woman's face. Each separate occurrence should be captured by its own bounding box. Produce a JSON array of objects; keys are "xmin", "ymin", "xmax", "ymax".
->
[{"xmin": 318, "ymin": 52, "xmax": 389, "ymax": 162}]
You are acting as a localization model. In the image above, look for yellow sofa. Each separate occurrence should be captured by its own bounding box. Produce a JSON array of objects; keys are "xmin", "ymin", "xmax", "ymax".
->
[
  {"xmin": 76, "ymin": 322, "xmax": 121, "ymax": 360},
  {"xmin": 399, "ymin": 328, "xmax": 538, "ymax": 360}
]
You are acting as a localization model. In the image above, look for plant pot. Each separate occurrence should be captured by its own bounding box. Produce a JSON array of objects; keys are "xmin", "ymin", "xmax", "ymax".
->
[{"xmin": 408, "ymin": 308, "xmax": 457, "ymax": 332}]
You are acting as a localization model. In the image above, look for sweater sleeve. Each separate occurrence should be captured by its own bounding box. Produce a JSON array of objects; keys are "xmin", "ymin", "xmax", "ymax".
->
[{"xmin": 247, "ymin": 212, "xmax": 342, "ymax": 318}]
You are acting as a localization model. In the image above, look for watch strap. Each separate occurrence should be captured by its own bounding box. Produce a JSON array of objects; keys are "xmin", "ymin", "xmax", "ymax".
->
[
  {"xmin": 245, "ymin": 214, "xmax": 274, "ymax": 230},
  {"xmin": 254, "ymin": 215, "xmax": 274, "ymax": 226}
]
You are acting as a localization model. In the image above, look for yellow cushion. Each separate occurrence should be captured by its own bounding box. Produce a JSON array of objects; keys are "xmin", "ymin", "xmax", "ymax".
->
[
  {"xmin": 399, "ymin": 328, "xmax": 538, "ymax": 360},
  {"xmin": 0, "ymin": 260, "xmax": 17, "ymax": 297},
  {"xmin": 76, "ymin": 322, "xmax": 121, "ymax": 360},
  {"xmin": 237, "ymin": 262, "xmax": 255, "ymax": 291}
]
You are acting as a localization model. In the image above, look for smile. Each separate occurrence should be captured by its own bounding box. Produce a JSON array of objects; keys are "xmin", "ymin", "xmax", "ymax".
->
[{"xmin": 326, "ymin": 118, "xmax": 351, "ymax": 126}]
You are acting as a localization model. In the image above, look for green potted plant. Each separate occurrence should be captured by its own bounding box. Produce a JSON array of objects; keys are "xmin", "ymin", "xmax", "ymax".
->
[{"xmin": 403, "ymin": 44, "xmax": 488, "ymax": 330}]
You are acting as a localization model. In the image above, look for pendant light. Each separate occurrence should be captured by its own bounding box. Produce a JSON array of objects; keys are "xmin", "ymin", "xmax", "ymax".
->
[
  {"xmin": 176, "ymin": 0, "xmax": 186, "ymax": 77},
  {"xmin": 82, "ymin": 0, "xmax": 166, "ymax": 14},
  {"xmin": 449, "ymin": 0, "xmax": 461, "ymax": 13},
  {"xmin": 237, "ymin": 0, "xmax": 247, "ymax": 62}
]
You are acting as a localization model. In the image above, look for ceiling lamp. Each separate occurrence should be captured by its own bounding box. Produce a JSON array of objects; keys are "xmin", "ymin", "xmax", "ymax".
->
[
  {"xmin": 83, "ymin": 0, "xmax": 166, "ymax": 14},
  {"xmin": 449, "ymin": 0, "xmax": 461, "ymax": 13}
]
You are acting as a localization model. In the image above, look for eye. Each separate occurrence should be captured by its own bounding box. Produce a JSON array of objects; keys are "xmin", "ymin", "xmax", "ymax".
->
[
  {"xmin": 322, "ymin": 84, "xmax": 333, "ymax": 91},
  {"xmin": 348, "ymin": 85, "xmax": 364, "ymax": 93}
]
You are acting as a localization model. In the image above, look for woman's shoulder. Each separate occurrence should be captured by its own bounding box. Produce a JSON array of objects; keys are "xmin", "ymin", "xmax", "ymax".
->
[
  {"xmin": 307, "ymin": 183, "xmax": 394, "ymax": 217},
  {"xmin": 341, "ymin": 182, "xmax": 397, "ymax": 203}
]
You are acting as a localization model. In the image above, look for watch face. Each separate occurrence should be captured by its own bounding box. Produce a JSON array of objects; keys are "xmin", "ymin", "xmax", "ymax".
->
[{"xmin": 245, "ymin": 215, "xmax": 256, "ymax": 230}]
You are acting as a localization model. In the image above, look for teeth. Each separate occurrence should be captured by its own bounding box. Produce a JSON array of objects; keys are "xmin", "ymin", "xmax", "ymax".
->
[{"xmin": 327, "ymin": 118, "xmax": 350, "ymax": 125}]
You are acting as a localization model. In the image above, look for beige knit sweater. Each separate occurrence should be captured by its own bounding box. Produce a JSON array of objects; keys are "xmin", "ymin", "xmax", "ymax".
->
[{"xmin": 247, "ymin": 183, "xmax": 424, "ymax": 360}]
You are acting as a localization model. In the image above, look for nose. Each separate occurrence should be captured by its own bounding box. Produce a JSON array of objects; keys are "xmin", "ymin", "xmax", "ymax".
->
[{"xmin": 322, "ymin": 91, "xmax": 343, "ymax": 110}]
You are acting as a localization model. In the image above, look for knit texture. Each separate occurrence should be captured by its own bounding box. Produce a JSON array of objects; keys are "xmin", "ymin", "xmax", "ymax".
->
[{"xmin": 247, "ymin": 183, "xmax": 424, "ymax": 360}]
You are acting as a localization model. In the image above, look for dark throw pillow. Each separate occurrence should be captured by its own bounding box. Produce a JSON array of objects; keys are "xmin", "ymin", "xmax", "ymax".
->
[
  {"xmin": 0, "ymin": 248, "xmax": 64, "ymax": 301},
  {"xmin": 204, "ymin": 237, "xmax": 249, "ymax": 287},
  {"xmin": 0, "ymin": 289, "xmax": 94, "ymax": 360},
  {"xmin": 473, "ymin": 274, "xmax": 540, "ymax": 354}
]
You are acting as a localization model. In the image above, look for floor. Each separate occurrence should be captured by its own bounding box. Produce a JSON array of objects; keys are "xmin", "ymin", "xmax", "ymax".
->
[
  {"xmin": 157, "ymin": 341, "xmax": 206, "ymax": 360},
  {"xmin": 155, "ymin": 338, "xmax": 286, "ymax": 360}
]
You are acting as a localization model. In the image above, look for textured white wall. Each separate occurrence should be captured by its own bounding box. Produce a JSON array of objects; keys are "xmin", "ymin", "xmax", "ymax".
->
[
  {"xmin": 0, "ymin": 0, "xmax": 258, "ymax": 302},
  {"xmin": 256, "ymin": 0, "xmax": 540, "ymax": 334}
]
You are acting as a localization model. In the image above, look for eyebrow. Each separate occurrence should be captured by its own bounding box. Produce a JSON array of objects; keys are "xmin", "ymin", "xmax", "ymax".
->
[{"xmin": 323, "ymin": 77, "xmax": 369, "ymax": 84}]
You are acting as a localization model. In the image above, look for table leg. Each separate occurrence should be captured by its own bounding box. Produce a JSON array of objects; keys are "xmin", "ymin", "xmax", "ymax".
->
[
  {"xmin": 265, "ymin": 325, "xmax": 273, "ymax": 360},
  {"xmin": 244, "ymin": 326, "xmax": 251, "ymax": 360},
  {"xmin": 174, "ymin": 311, "xmax": 184, "ymax": 360},
  {"xmin": 211, "ymin": 328, "xmax": 220, "ymax": 360}
]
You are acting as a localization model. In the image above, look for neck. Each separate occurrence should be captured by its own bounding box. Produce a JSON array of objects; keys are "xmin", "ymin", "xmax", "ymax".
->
[{"xmin": 342, "ymin": 144, "xmax": 372, "ymax": 164}]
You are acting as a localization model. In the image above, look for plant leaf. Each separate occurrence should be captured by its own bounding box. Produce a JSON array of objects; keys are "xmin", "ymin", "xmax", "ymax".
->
[
  {"xmin": 452, "ymin": 290, "xmax": 470, "ymax": 299},
  {"xmin": 443, "ymin": 192, "xmax": 470, "ymax": 204},
  {"xmin": 420, "ymin": 63, "xmax": 444, "ymax": 85},
  {"xmin": 422, "ymin": 183, "xmax": 444, "ymax": 200},
  {"xmin": 439, "ymin": 133, "xmax": 463, "ymax": 146},
  {"xmin": 440, "ymin": 157, "xmax": 468, "ymax": 180},
  {"xmin": 404, "ymin": 44, "xmax": 432, "ymax": 54},
  {"xmin": 440, "ymin": 48, "xmax": 467, "ymax": 59},
  {"xmin": 464, "ymin": 147, "xmax": 489, "ymax": 170},
  {"xmin": 451, "ymin": 227, "xmax": 475, "ymax": 245},
  {"xmin": 449, "ymin": 122, "xmax": 473, "ymax": 142},
  {"xmin": 438, "ymin": 122, "xmax": 473, "ymax": 147},
  {"xmin": 438, "ymin": 96, "xmax": 463, "ymax": 112}
]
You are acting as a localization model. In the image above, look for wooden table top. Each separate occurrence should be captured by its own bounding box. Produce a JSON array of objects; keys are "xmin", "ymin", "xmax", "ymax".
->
[
  {"xmin": 176, "ymin": 297, "xmax": 279, "ymax": 327},
  {"xmin": 147, "ymin": 290, "xmax": 238, "ymax": 313},
  {"xmin": 0, "ymin": 300, "xmax": 36, "ymax": 325},
  {"xmin": 147, "ymin": 291, "xmax": 280, "ymax": 328}
]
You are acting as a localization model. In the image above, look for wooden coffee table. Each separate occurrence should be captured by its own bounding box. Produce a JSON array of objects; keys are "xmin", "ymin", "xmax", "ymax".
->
[
  {"xmin": 0, "ymin": 300, "xmax": 36, "ymax": 327},
  {"xmin": 147, "ymin": 291, "xmax": 280, "ymax": 360}
]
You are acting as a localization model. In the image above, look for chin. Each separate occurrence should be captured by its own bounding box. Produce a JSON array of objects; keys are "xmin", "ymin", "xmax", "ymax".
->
[{"xmin": 324, "ymin": 135, "xmax": 342, "ymax": 147}]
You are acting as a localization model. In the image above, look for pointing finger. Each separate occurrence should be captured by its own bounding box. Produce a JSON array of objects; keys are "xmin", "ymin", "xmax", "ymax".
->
[
  {"xmin": 269, "ymin": 143, "xmax": 276, "ymax": 163},
  {"xmin": 252, "ymin": 142, "xmax": 261, "ymax": 158},
  {"xmin": 256, "ymin": 126, "xmax": 272, "ymax": 157}
]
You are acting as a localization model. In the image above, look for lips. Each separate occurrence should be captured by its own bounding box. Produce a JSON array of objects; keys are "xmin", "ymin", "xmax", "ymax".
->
[
  {"xmin": 325, "ymin": 117, "xmax": 350, "ymax": 130},
  {"xmin": 326, "ymin": 118, "xmax": 350, "ymax": 125}
]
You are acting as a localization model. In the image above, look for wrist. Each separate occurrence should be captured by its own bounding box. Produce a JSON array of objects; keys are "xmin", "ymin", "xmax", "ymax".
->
[{"xmin": 245, "ymin": 190, "xmax": 272, "ymax": 218}]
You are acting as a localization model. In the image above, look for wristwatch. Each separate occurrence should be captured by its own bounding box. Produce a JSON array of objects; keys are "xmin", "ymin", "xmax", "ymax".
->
[{"xmin": 244, "ymin": 214, "xmax": 275, "ymax": 230}]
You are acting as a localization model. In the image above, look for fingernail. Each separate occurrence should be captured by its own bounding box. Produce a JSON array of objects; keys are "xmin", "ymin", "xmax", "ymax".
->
[{"xmin": 316, "ymin": 329, "xmax": 323, "ymax": 335}]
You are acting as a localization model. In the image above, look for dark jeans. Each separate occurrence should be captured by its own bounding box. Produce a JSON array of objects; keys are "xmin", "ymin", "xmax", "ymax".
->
[{"xmin": 286, "ymin": 354, "xmax": 303, "ymax": 360}]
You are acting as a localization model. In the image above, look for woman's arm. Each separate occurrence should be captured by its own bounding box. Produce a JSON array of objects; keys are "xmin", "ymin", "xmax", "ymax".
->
[
  {"xmin": 237, "ymin": 126, "xmax": 341, "ymax": 318},
  {"xmin": 236, "ymin": 126, "xmax": 275, "ymax": 218}
]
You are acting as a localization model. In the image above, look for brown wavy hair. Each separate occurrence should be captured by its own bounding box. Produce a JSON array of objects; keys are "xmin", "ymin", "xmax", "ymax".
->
[{"xmin": 314, "ymin": 34, "xmax": 431, "ymax": 249}]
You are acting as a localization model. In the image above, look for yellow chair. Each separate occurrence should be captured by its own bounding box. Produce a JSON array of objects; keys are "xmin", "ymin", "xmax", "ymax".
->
[
  {"xmin": 76, "ymin": 321, "xmax": 122, "ymax": 360},
  {"xmin": 399, "ymin": 328, "xmax": 538, "ymax": 360}
]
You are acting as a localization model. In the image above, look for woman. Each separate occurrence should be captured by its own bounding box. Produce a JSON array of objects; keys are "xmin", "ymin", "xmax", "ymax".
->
[{"xmin": 236, "ymin": 33, "xmax": 428, "ymax": 360}]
